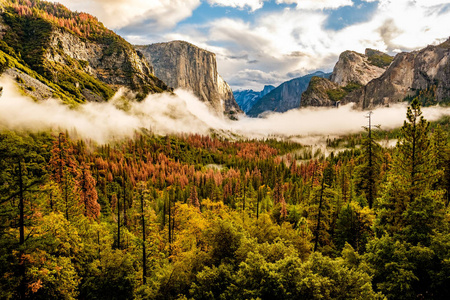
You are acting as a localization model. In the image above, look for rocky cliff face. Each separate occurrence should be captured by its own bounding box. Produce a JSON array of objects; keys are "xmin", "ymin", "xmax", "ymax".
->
[
  {"xmin": 46, "ymin": 29, "xmax": 167, "ymax": 100},
  {"xmin": 300, "ymin": 76, "xmax": 342, "ymax": 107},
  {"xmin": 0, "ymin": 1, "xmax": 169, "ymax": 104},
  {"xmin": 247, "ymin": 72, "xmax": 330, "ymax": 117},
  {"xmin": 344, "ymin": 40, "xmax": 450, "ymax": 108},
  {"xmin": 301, "ymin": 49, "xmax": 393, "ymax": 109},
  {"xmin": 330, "ymin": 50, "xmax": 388, "ymax": 86},
  {"xmin": 234, "ymin": 85, "xmax": 275, "ymax": 113},
  {"xmin": 136, "ymin": 41, "xmax": 241, "ymax": 116}
]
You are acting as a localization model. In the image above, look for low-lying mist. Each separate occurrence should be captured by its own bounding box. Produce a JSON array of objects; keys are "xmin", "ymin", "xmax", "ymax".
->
[{"xmin": 1, "ymin": 76, "xmax": 449, "ymax": 144}]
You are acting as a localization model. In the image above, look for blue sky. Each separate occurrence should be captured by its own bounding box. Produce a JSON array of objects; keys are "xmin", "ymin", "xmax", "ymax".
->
[{"xmin": 59, "ymin": 0, "xmax": 450, "ymax": 91}]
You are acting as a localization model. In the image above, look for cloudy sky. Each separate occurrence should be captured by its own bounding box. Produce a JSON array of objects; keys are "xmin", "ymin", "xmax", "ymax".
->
[{"xmin": 57, "ymin": 0, "xmax": 450, "ymax": 91}]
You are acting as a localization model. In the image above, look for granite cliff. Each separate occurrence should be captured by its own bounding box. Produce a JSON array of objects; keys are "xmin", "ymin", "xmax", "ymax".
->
[
  {"xmin": 136, "ymin": 41, "xmax": 241, "ymax": 117},
  {"xmin": 300, "ymin": 49, "xmax": 392, "ymax": 108},
  {"xmin": 330, "ymin": 49, "xmax": 389, "ymax": 86},
  {"xmin": 343, "ymin": 39, "xmax": 450, "ymax": 108}
]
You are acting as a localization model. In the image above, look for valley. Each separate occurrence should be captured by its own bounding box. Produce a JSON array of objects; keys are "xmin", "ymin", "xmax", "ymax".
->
[{"xmin": 0, "ymin": 1, "xmax": 450, "ymax": 300}]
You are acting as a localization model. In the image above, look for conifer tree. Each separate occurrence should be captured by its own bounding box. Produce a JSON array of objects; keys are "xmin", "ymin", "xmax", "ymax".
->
[
  {"xmin": 78, "ymin": 162, "xmax": 100, "ymax": 220},
  {"xmin": 354, "ymin": 112, "xmax": 382, "ymax": 208},
  {"xmin": 376, "ymin": 98, "xmax": 444, "ymax": 244},
  {"xmin": 49, "ymin": 133, "xmax": 80, "ymax": 221}
]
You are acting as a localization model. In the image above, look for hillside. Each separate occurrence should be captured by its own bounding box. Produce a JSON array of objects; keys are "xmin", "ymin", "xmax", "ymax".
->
[
  {"xmin": 247, "ymin": 71, "xmax": 330, "ymax": 117},
  {"xmin": 0, "ymin": 0, "xmax": 169, "ymax": 104}
]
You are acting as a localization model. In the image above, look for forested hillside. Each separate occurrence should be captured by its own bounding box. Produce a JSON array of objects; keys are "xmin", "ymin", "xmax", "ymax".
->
[
  {"xmin": 0, "ymin": 0, "xmax": 168, "ymax": 104},
  {"xmin": 1, "ymin": 99, "xmax": 449, "ymax": 299}
]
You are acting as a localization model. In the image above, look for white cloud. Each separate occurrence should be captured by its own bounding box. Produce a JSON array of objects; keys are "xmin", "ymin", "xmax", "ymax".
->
[
  {"xmin": 208, "ymin": 0, "xmax": 265, "ymax": 11},
  {"xmin": 276, "ymin": 0, "xmax": 354, "ymax": 10},
  {"xmin": 408, "ymin": 0, "xmax": 450, "ymax": 7},
  {"xmin": 2, "ymin": 76, "xmax": 449, "ymax": 142},
  {"xmin": 56, "ymin": 0, "xmax": 200, "ymax": 30}
]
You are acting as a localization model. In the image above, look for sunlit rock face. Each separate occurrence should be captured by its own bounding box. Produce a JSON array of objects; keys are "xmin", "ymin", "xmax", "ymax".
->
[
  {"xmin": 344, "ymin": 40, "xmax": 450, "ymax": 108},
  {"xmin": 136, "ymin": 41, "xmax": 241, "ymax": 117},
  {"xmin": 330, "ymin": 50, "xmax": 388, "ymax": 87}
]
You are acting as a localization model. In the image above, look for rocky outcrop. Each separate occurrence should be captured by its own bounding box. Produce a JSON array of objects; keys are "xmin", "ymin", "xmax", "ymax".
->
[
  {"xmin": 45, "ymin": 29, "xmax": 168, "ymax": 98},
  {"xmin": 344, "ymin": 39, "xmax": 450, "ymax": 108},
  {"xmin": 301, "ymin": 48, "xmax": 395, "ymax": 109},
  {"xmin": 330, "ymin": 50, "xmax": 389, "ymax": 86},
  {"xmin": 247, "ymin": 71, "xmax": 330, "ymax": 117},
  {"xmin": 234, "ymin": 85, "xmax": 275, "ymax": 113},
  {"xmin": 300, "ymin": 76, "xmax": 343, "ymax": 107},
  {"xmin": 136, "ymin": 41, "xmax": 241, "ymax": 116}
]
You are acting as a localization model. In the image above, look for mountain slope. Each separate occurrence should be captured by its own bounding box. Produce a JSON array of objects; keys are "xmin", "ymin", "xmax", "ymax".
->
[
  {"xmin": 247, "ymin": 71, "xmax": 330, "ymax": 117},
  {"xmin": 136, "ymin": 41, "xmax": 241, "ymax": 117},
  {"xmin": 233, "ymin": 85, "xmax": 275, "ymax": 113},
  {"xmin": 0, "ymin": 0, "xmax": 169, "ymax": 104},
  {"xmin": 343, "ymin": 39, "xmax": 450, "ymax": 108},
  {"xmin": 301, "ymin": 49, "xmax": 393, "ymax": 108}
]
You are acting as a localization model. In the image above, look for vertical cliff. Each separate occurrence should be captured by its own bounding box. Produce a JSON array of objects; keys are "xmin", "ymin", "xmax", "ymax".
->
[{"xmin": 135, "ymin": 41, "xmax": 241, "ymax": 117}]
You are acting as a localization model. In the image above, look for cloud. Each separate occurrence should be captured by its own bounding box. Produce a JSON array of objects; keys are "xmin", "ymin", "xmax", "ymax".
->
[
  {"xmin": 276, "ymin": 0, "xmax": 354, "ymax": 10},
  {"xmin": 207, "ymin": 0, "xmax": 265, "ymax": 11},
  {"xmin": 2, "ymin": 77, "xmax": 450, "ymax": 144},
  {"xmin": 57, "ymin": 0, "xmax": 200, "ymax": 30},
  {"xmin": 228, "ymin": 69, "xmax": 286, "ymax": 90}
]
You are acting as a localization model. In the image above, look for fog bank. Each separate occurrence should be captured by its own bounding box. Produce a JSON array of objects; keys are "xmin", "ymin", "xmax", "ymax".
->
[{"xmin": 1, "ymin": 77, "xmax": 449, "ymax": 143}]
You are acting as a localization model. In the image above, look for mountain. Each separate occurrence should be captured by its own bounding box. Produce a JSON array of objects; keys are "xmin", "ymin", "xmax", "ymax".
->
[
  {"xmin": 0, "ymin": 0, "xmax": 169, "ymax": 104},
  {"xmin": 300, "ymin": 76, "xmax": 344, "ymax": 107},
  {"xmin": 300, "ymin": 49, "xmax": 393, "ymax": 108},
  {"xmin": 135, "ymin": 41, "xmax": 241, "ymax": 117},
  {"xmin": 330, "ymin": 49, "xmax": 390, "ymax": 86},
  {"xmin": 233, "ymin": 85, "xmax": 275, "ymax": 113},
  {"xmin": 342, "ymin": 39, "xmax": 450, "ymax": 108},
  {"xmin": 247, "ymin": 71, "xmax": 330, "ymax": 117}
]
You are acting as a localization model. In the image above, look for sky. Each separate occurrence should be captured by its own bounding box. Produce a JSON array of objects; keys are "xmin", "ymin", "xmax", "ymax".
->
[{"xmin": 56, "ymin": 0, "xmax": 450, "ymax": 91}]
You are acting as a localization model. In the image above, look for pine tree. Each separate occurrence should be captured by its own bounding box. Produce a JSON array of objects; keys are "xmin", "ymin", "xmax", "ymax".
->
[
  {"xmin": 48, "ymin": 133, "xmax": 80, "ymax": 221},
  {"xmin": 354, "ymin": 112, "xmax": 382, "ymax": 208},
  {"xmin": 376, "ymin": 98, "xmax": 444, "ymax": 244}
]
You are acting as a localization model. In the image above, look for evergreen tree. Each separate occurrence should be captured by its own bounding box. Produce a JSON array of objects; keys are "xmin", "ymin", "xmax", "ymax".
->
[
  {"xmin": 354, "ymin": 112, "xmax": 382, "ymax": 208},
  {"xmin": 376, "ymin": 98, "xmax": 443, "ymax": 243}
]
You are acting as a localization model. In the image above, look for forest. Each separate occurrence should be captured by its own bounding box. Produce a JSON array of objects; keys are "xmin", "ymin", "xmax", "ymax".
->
[{"xmin": 1, "ymin": 98, "xmax": 450, "ymax": 299}]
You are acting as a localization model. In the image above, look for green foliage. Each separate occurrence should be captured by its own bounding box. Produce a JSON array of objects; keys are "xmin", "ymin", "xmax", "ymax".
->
[
  {"xmin": 343, "ymin": 82, "xmax": 363, "ymax": 93},
  {"xmin": 326, "ymin": 82, "xmax": 362, "ymax": 102},
  {"xmin": 0, "ymin": 98, "xmax": 450, "ymax": 299},
  {"xmin": 326, "ymin": 88, "xmax": 347, "ymax": 102},
  {"xmin": 367, "ymin": 52, "xmax": 394, "ymax": 68}
]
